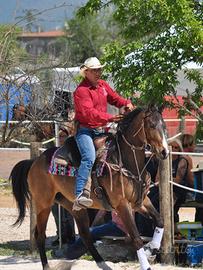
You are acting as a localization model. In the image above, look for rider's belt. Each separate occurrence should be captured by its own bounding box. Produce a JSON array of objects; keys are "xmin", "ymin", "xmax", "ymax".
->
[
  {"xmin": 79, "ymin": 124, "xmax": 106, "ymax": 133},
  {"xmin": 94, "ymin": 127, "xmax": 105, "ymax": 133}
]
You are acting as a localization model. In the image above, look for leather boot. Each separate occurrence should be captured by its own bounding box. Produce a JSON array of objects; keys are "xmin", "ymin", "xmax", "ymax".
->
[{"xmin": 72, "ymin": 189, "xmax": 93, "ymax": 211}]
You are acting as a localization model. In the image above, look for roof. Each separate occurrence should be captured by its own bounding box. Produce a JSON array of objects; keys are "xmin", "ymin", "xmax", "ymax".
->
[{"xmin": 19, "ymin": 30, "xmax": 66, "ymax": 38}]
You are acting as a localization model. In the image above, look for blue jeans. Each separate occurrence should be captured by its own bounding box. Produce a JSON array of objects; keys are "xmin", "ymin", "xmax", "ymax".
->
[
  {"xmin": 65, "ymin": 221, "xmax": 126, "ymax": 259},
  {"xmin": 75, "ymin": 127, "xmax": 102, "ymax": 196}
]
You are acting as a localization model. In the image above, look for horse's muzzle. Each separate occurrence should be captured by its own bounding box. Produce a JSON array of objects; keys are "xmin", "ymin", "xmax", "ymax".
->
[{"xmin": 160, "ymin": 148, "xmax": 169, "ymax": 159}]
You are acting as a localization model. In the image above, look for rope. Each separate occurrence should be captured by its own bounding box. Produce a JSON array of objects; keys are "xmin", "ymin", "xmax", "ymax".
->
[
  {"xmin": 0, "ymin": 135, "xmax": 55, "ymax": 146},
  {"xmin": 167, "ymin": 132, "xmax": 182, "ymax": 142},
  {"xmin": 169, "ymin": 181, "xmax": 203, "ymax": 194},
  {"xmin": 100, "ymin": 160, "xmax": 114, "ymax": 192},
  {"xmin": 41, "ymin": 137, "xmax": 55, "ymax": 145},
  {"xmin": 8, "ymin": 139, "xmax": 30, "ymax": 145},
  {"xmin": 115, "ymin": 136, "xmax": 125, "ymax": 197}
]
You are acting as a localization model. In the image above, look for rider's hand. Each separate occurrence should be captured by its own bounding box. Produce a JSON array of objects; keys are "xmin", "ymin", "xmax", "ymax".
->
[
  {"xmin": 125, "ymin": 103, "xmax": 134, "ymax": 112},
  {"xmin": 109, "ymin": 114, "xmax": 124, "ymax": 123}
]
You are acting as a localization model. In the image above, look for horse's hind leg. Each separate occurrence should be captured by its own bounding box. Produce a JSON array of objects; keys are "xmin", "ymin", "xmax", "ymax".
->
[
  {"xmin": 35, "ymin": 207, "xmax": 51, "ymax": 270},
  {"xmin": 55, "ymin": 194, "xmax": 104, "ymax": 263},
  {"xmin": 116, "ymin": 200, "xmax": 152, "ymax": 270},
  {"xmin": 74, "ymin": 209, "xmax": 104, "ymax": 263}
]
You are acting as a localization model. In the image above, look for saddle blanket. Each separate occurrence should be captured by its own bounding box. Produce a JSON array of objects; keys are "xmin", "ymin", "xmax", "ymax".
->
[
  {"xmin": 48, "ymin": 148, "xmax": 78, "ymax": 176},
  {"xmin": 48, "ymin": 140, "xmax": 112, "ymax": 177}
]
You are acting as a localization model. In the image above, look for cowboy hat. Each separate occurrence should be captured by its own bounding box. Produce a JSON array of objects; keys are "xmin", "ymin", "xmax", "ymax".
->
[
  {"xmin": 191, "ymin": 161, "xmax": 203, "ymax": 172},
  {"xmin": 80, "ymin": 57, "xmax": 106, "ymax": 77}
]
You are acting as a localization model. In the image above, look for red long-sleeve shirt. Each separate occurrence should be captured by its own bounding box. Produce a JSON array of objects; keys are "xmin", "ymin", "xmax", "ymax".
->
[{"xmin": 74, "ymin": 79, "xmax": 130, "ymax": 128}]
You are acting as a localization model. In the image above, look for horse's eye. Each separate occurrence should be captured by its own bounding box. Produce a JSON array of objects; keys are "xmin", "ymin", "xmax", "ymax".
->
[{"xmin": 149, "ymin": 124, "xmax": 156, "ymax": 129}]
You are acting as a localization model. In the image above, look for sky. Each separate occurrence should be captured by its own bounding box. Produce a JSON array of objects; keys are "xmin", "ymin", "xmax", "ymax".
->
[{"xmin": 0, "ymin": 0, "xmax": 87, "ymax": 30}]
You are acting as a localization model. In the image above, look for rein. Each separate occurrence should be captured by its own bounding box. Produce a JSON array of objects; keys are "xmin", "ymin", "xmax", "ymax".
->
[{"xmin": 101, "ymin": 113, "xmax": 154, "ymax": 199}]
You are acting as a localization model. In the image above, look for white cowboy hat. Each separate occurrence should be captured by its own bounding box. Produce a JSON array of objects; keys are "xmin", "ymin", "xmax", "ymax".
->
[
  {"xmin": 191, "ymin": 161, "xmax": 203, "ymax": 172},
  {"xmin": 80, "ymin": 57, "xmax": 106, "ymax": 77}
]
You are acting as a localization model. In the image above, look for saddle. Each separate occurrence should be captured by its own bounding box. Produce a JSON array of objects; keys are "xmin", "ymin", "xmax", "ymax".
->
[{"xmin": 56, "ymin": 135, "xmax": 111, "ymax": 168}]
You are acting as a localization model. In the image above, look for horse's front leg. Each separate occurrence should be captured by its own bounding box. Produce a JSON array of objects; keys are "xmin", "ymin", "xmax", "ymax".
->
[
  {"xmin": 138, "ymin": 196, "xmax": 164, "ymax": 260},
  {"xmin": 116, "ymin": 200, "xmax": 152, "ymax": 270}
]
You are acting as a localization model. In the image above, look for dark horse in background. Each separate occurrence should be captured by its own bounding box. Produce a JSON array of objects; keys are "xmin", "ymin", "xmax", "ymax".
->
[
  {"xmin": 10, "ymin": 106, "xmax": 169, "ymax": 270},
  {"xmin": 11, "ymin": 104, "xmax": 55, "ymax": 142},
  {"xmin": 11, "ymin": 104, "xmax": 75, "ymax": 144}
]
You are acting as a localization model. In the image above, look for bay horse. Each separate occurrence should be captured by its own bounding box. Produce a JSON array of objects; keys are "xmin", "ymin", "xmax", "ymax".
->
[{"xmin": 10, "ymin": 106, "xmax": 169, "ymax": 270}]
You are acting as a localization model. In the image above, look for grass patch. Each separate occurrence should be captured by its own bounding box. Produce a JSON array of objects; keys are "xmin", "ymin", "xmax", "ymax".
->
[
  {"xmin": 0, "ymin": 241, "xmax": 54, "ymax": 259},
  {"xmin": 0, "ymin": 242, "xmax": 30, "ymax": 257},
  {"xmin": 80, "ymin": 254, "xmax": 93, "ymax": 260},
  {"xmin": 0, "ymin": 178, "xmax": 12, "ymax": 195}
]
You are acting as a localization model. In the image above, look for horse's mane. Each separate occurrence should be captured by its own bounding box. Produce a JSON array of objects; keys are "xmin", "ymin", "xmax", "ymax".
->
[{"xmin": 118, "ymin": 107, "xmax": 143, "ymax": 133}]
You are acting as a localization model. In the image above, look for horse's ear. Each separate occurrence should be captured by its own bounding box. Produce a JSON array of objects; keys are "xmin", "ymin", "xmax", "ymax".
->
[{"xmin": 158, "ymin": 104, "xmax": 165, "ymax": 113}]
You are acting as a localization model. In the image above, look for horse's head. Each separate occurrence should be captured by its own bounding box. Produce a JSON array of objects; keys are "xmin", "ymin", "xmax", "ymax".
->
[
  {"xmin": 12, "ymin": 104, "xmax": 27, "ymax": 120},
  {"xmin": 118, "ymin": 105, "xmax": 169, "ymax": 160},
  {"xmin": 143, "ymin": 105, "xmax": 169, "ymax": 159}
]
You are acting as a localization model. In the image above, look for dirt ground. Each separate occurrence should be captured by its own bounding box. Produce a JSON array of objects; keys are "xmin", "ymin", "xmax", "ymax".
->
[{"xmin": 0, "ymin": 150, "xmax": 201, "ymax": 269}]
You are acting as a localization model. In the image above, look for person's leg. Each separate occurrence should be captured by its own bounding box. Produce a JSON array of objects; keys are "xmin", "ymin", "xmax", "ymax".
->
[
  {"xmin": 65, "ymin": 221, "xmax": 125, "ymax": 259},
  {"xmin": 75, "ymin": 128, "xmax": 96, "ymax": 196},
  {"xmin": 61, "ymin": 208, "xmax": 75, "ymax": 244},
  {"xmin": 90, "ymin": 221, "xmax": 126, "ymax": 240},
  {"xmin": 73, "ymin": 128, "xmax": 96, "ymax": 210}
]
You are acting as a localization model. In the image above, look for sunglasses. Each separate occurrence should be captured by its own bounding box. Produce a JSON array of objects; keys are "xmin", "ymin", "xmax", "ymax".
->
[
  {"xmin": 88, "ymin": 68, "xmax": 102, "ymax": 73},
  {"xmin": 171, "ymin": 145, "xmax": 180, "ymax": 150}
]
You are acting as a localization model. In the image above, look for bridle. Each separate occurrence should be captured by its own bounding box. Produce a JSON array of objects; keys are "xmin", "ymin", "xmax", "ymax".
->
[{"xmin": 119, "ymin": 113, "xmax": 154, "ymax": 177}]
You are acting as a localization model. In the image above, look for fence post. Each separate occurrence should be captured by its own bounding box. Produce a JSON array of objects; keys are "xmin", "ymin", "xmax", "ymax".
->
[
  {"xmin": 54, "ymin": 121, "xmax": 63, "ymax": 249},
  {"xmin": 179, "ymin": 116, "xmax": 185, "ymax": 134},
  {"xmin": 159, "ymin": 148, "xmax": 174, "ymax": 264},
  {"xmin": 29, "ymin": 141, "xmax": 42, "ymax": 253}
]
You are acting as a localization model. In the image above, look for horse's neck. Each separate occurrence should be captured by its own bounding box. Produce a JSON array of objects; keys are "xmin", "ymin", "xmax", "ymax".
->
[{"xmin": 107, "ymin": 135, "xmax": 146, "ymax": 177}]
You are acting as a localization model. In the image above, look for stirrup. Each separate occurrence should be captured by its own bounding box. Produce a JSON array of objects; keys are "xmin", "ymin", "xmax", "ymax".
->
[{"xmin": 72, "ymin": 193, "xmax": 93, "ymax": 211}]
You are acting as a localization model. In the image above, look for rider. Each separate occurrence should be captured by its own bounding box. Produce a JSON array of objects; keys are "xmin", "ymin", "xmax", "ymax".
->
[{"xmin": 70, "ymin": 57, "xmax": 133, "ymax": 211}]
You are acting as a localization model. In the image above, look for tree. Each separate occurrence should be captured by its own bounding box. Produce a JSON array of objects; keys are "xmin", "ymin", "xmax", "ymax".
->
[
  {"xmin": 0, "ymin": 24, "xmax": 74, "ymax": 147},
  {"xmin": 58, "ymin": 9, "xmax": 121, "ymax": 66},
  {"xmin": 77, "ymin": 0, "xmax": 203, "ymax": 106}
]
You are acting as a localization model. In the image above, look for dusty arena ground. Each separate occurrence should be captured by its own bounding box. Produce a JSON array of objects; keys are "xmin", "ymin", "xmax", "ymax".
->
[{"xmin": 0, "ymin": 149, "xmax": 202, "ymax": 269}]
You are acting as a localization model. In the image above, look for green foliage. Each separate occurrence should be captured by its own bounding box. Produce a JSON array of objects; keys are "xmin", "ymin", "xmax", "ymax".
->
[
  {"xmin": 0, "ymin": 178, "xmax": 11, "ymax": 195},
  {"xmin": 78, "ymin": 0, "xmax": 203, "ymax": 106},
  {"xmin": 0, "ymin": 242, "xmax": 53, "ymax": 258},
  {"xmin": 61, "ymin": 9, "xmax": 121, "ymax": 66},
  {"xmin": 0, "ymin": 242, "xmax": 29, "ymax": 256},
  {"xmin": 195, "ymin": 121, "xmax": 203, "ymax": 142}
]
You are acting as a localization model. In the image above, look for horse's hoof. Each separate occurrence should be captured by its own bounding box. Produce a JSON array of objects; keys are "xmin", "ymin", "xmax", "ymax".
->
[{"xmin": 143, "ymin": 242, "xmax": 157, "ymax": 262}]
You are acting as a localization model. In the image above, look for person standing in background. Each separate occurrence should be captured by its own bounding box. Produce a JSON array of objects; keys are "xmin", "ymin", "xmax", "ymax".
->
[
  {"xmin": 181, "ymin": 133, "xmax": 195, "ymax": 188},
  {"xmin": 181, "ymin": 133, "xmax": 203, "ymax": 225}
]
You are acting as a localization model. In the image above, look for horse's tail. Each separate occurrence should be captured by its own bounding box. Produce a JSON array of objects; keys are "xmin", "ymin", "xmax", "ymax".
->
[{"xmin": 10, "ymin": 159, "xmax": 35, "ymax": 226}]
